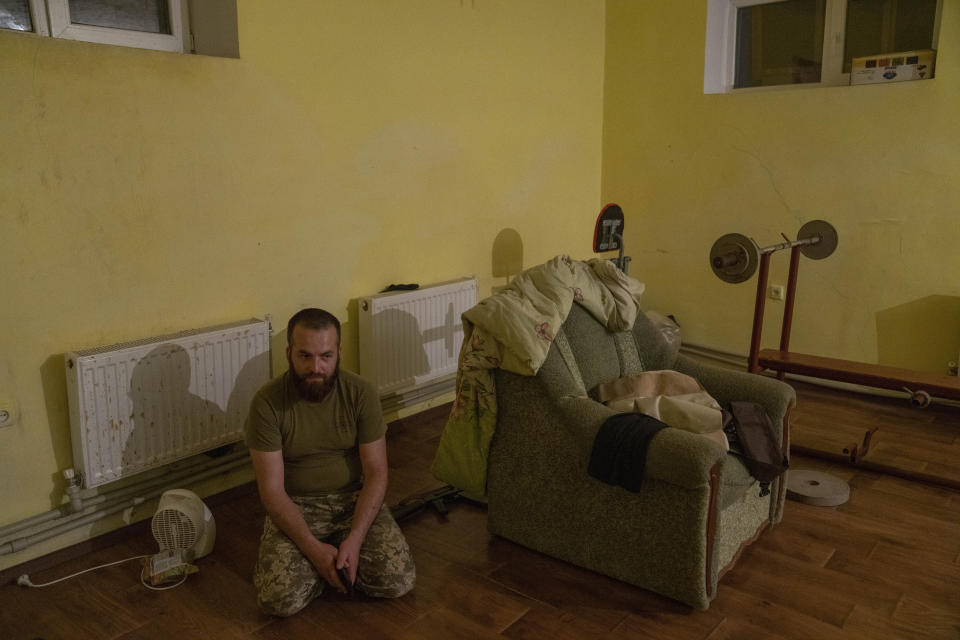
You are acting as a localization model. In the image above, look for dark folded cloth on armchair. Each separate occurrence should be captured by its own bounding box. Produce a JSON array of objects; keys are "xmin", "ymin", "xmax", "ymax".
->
[{"xmin": 588, "ymin": 412, "xmax": 669, "ymax": 492}]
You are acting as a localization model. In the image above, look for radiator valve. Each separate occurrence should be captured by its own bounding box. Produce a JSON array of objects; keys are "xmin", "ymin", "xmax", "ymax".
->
[{"xmin": 63, "ymin": 469, "xmax": 84, "ymax": 513}]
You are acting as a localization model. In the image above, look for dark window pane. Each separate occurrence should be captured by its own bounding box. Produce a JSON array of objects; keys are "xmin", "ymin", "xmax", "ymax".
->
[
  {"xmin": 735, "ymin": 0, "xmax": 826, "ymax": 89},
  {"xmin": 844, "ymin": 0, "xmax": 938, "ymax": 72},
  {"xmin": 0, "ymin": 0, "xmax": 33, "ymax": 32},
  {"xmin": 68, "ymin": 0, "xmax": 172, "ymax": 35}
]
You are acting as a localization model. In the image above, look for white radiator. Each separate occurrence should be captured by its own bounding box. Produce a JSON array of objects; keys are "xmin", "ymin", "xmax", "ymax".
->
[
  {"xmin": 359, "ymin": 278, "xmax": 477, "ymax": 400},
  {"xmin": 65, "ymin": 319, "xmax": 271, "ymax": 489}
]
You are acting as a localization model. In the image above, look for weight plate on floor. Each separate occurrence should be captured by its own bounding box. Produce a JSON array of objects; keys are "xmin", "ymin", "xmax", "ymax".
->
[{"xmin": 786, "ymin": 469, "xmax": 850, "ymax": 506}]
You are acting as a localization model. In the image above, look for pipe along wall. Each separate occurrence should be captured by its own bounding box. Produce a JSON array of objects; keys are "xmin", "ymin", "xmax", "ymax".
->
[{"xmin": 0, "ymin": 449, "xmax": 251, "ymax": 556}]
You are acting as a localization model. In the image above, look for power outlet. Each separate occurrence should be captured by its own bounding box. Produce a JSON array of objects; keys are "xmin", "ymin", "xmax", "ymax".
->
[
  {"xmin": 769, "ymin": 285, "xmax": 785, "ymax": 301},
  {"xmin": 0, "ymin": 396, "xmax": 18, "ymax": 428}
]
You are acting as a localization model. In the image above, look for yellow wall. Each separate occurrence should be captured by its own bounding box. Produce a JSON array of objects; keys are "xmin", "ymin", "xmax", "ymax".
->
[
  {"xmin": 0, "ymin": 0, "xmax": 605, "ymax": 568},
  {"xmin": 603, "ymin": 1, "xmax": 960, "ymax": 373}
]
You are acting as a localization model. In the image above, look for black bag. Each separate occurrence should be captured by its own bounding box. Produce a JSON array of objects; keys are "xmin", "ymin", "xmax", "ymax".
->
[{"xmin": 723, "ymin": 401, "xmax": 788, "ymax": 497}]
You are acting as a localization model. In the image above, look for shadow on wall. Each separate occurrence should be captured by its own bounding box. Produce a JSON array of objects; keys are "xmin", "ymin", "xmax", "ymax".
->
[
  {"xmin": 341, "ymin": 301, "xmax": 359, "ymax": 375},
  {"xmin": 125, "ymin": 345, "xmax": 227, "ymax": 480},
  {"xmin": 492, "ymin": 228, "xmax": 523, "ymax": 293},
  {"xmin": 876, "ymin": 295, "xmax": 960, "ymax": 374},
  {"xmin": 65, "ymin": 339, "xmax": 267, "ymax": 493},
  {"xmin": 125, "ymin": 343, "xmax": 269, "ymax": 476},
  {"xmin": 269, "ymin": 329, "xmax": 288, "ymax": 379},
  {"xmin": 38, "ymin": 342, "xmax": 267, "ymax": 510},
  {"xmin": 78, "ymin": 342, "xmax": 267, "ymax": 540},
  {"xmin": 363, "ymin": 307, "xmax": 431, "ymax": 393},
  {"xmin": 41, "ymin": 354, "xmax": 71, "ymax": 509}
]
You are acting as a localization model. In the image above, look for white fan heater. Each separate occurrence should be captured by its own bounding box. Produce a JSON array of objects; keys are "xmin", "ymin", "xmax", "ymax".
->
[{"xmin": 151, "ymin": 489, "xmax": 216, "ymax": 561}]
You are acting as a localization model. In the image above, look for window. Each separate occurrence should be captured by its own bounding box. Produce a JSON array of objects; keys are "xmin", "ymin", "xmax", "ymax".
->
[
  {"xmin": 0, "ymin": 0, "xmax": 238, "ymax": 57},
  {"xmin": 48, "ymin": 0, "xmax": 186, "ymax": 52},
  {"xmin": 1, "ymin": 0, "xmax": 184, "ymax": 51},
  {"xmin": 843, "ymin": 0, "xmax": 940, "ymax": 73},
  {"xmin": 704, "ymin": 0, "xmax": 942, "ymax": 93},
  {"xmin": 0, "ymin": 0, "xmax": 36, "ymax": 32},
  {"xmin": 733, "ymin": 0, "xmax": 826, "ymax": 89}
]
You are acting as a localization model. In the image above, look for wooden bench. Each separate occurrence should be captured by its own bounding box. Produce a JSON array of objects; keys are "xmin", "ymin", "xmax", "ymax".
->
[{"xmin": 756, "ymin": 349, "xmax": 960, "ymax": 401}]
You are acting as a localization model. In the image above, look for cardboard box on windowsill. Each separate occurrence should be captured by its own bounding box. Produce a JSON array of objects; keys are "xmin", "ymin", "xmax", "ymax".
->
[{"xmin": 850, "ymin": 49, "xmax": 936, "ymax": 85}]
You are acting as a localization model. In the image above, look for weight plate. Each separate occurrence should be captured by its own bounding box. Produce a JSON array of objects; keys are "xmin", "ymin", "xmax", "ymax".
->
[
  {"xmin": 786, "ymin": 469, "xmax": 850, "ymax": 506},
  {"xmin": 797, "ymin": 220, "xmax": 838, "ymax": 260},
  {"xmin": 709, "ymin": 233, "xmax": 758, "ymax": 283}
]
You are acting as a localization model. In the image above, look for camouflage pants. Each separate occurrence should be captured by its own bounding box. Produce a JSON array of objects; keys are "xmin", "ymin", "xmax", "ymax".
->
[{"xmin": 253, "ymin": 492, "xmax": 415, "ymax": 617}]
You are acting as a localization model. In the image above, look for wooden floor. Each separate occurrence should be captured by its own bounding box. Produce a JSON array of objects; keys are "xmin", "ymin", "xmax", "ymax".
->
[
  {"xmin": 790, "ymin": 379, "xmax": 960, "ymax": 488},
  {"xmin": 2, "ymin": 382, "xmax": 959, "ymax": 640}
]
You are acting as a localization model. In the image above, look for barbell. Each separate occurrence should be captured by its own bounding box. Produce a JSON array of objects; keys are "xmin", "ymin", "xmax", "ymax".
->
[{"xmin": 709, "ymin": 219, "xmax": 839, "ymax": 283}]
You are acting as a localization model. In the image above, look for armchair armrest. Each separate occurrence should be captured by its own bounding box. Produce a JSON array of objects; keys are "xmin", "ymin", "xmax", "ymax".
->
[
  {"xmin": 556, "ymin": 395, "xmax": 727, "ymax": 490},
  {"xmin": 674, "ymin": 355, "xmax": 795, "ymax": 441}
]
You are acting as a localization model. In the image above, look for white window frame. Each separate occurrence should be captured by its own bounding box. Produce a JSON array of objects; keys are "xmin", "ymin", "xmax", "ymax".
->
[
  {"xmin": 19, "ymin": 0, "xmax": 187, "ymax": 52},
  {"xmin": 704, "ymin": 0, "xmax": 942, "ymax": 94}
]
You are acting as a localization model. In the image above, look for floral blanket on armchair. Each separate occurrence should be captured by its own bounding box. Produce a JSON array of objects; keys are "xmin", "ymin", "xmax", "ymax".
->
[{"xmin": 430, "ymin": 255, "xmax": 645, "ymax": 497}]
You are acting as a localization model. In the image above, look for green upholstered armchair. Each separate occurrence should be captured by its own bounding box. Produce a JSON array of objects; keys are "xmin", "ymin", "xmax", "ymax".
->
[{"xmin": 486, "ymin": 303, "xmax": 795, "ymax": 609}]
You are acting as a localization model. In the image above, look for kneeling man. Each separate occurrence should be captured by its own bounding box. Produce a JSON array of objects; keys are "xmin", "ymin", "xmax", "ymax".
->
[{"xmin": 245, "ymin": 308, "xmax": 415, "ymax": 616}]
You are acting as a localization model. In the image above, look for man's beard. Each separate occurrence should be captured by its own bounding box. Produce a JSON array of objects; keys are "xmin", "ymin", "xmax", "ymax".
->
[{"xmin": 290, "ymin": 360, "xmax": 340, "ymax": 402}]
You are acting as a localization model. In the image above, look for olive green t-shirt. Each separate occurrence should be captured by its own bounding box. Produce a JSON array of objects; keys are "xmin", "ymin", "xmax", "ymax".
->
[{"xmin": 244, "ymin": 369, "xmax": 386, "ymax": 496}]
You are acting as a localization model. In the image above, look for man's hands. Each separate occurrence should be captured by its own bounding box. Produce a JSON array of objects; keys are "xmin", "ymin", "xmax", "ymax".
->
[
  {"xmin": 304, "ymin": 538, "xmax": 349, "ymax": 593},
  {"xmin": 305, "ymin": 534, "xmax": 361, "ymax": 594},
  {"xmin": 336, "ymin": 531, "xmax": 363, "ymax": 587}
]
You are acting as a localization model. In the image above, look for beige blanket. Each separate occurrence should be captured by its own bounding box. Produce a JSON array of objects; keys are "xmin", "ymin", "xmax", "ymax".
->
[
  {"xmin": 596, "ymin": 370, "xmax": 729, "ymax": 451},
  {"xmin": 430, "ymin": 255, "xmax": 645, "ymax": 496}
]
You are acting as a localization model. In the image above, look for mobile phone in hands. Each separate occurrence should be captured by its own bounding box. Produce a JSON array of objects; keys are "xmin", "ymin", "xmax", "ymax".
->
[{"xmin": 336, "ymin": 566, "xmax": 354, "ymax": 596}]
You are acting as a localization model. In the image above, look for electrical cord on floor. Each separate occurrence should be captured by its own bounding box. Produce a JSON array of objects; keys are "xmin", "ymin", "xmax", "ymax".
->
[
  {"xmin": 17, "ymin": 553, "xmax": 192, "ymax": 591},
  {"xmin": 16, "ymin": 554, "xmax": 151, "ymax": 588}
]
